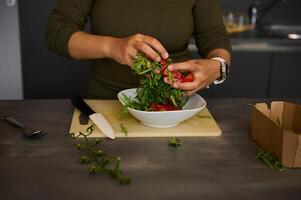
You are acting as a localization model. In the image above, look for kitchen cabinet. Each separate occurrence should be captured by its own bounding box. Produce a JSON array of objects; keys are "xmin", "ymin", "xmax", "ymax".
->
[
  {"xmin": 200, "ymin": 52, "xmax": 271, "ymax": 98},
  {"xmin": 269, "ymin": 52, "xmax": 301, "ymax": 98}
]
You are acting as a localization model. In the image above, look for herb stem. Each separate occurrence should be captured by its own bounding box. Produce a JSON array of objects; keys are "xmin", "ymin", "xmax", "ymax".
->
[{"xmin": 68, "ymin": 125, "xmax": 131, "ymax": 185}]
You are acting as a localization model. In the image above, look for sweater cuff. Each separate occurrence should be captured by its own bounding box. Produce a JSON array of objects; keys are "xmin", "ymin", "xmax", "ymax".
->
[{"xmin": 54, "ymin": 26, "xmax": 78, "ymax": 58}]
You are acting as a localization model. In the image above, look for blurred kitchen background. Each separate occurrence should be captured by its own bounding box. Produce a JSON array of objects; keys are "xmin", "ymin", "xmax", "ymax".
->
[{"xmin": 0, "ymin": 0, "xmax": 300, "ymax": 100}]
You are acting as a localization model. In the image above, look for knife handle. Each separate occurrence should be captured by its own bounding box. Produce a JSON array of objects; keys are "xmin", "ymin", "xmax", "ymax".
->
[{"xmin": 71, "ymin": 95, "xmax": 95, "ymax": 116}]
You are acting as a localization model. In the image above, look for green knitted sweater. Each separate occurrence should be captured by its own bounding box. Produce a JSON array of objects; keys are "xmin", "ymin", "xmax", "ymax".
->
[{"xmin": 46, "ymin": 0, "xmax": 231, "ymax": 99}]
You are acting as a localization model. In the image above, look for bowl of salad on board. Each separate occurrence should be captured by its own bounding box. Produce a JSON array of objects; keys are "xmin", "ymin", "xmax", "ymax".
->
[{"xmin": 118, "ymin": 53, "xmax": 206, "ymax": 128}]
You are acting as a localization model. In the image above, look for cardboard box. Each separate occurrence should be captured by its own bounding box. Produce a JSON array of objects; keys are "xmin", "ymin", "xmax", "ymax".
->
[{"xmin": 252, "ymin": 101, "xmax": 301, "ymax": 168}]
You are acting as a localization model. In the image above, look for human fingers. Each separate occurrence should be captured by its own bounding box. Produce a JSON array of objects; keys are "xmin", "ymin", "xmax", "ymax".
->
[
  {"xmin": 168, "ymin": 61, "xmax": 196, "ymax": 72},
  {"xmin": 173, "ymin": 81, "xmax": 198, "ymax": 91},
  {"xmin": 125, "ymin": 55, "xmax": 134, "ymax": 66},
  {"xmin": 184, "ymin": 84, "xmax": 209, "ymax": 96},
  {"xmin": 143, "ymin": 35, "xmax": 169, "ymax": 59},
  {"xmin": 172, "ymin": 72, "xmax": 208, "ymax": 91},
  {"xmin": 128, "ymin": 47, "xmax": 138, "ymax": 60},
  {"xmin": 134, "ymin": 42, "xmax": 162, "ymax": 62},
  {"xmin": 185, "ymin": 89, "xmax": 200, "ymax": 96},
  {"xmin": 121, "ymin": 46, "xmax": 137, "ymax": 66},
  {"xmin": 185, "ymin": 91, "xmax": 196, "ymax": 96}
]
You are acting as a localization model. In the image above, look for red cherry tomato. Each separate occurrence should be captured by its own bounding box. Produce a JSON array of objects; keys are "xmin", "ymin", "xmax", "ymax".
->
[
  {"xmin": 163, "ymin": 71, "xmax": 184, "ymax": 84},
  {"xmin": 171, "ymin": 71, "xmax": 183, "ymax": 81},
  {"xmin": 160, "ymin": 60, "xmax": 193, "ymax": 84},
  {"xmin": 150, "ymin": 103, "xmax": 180, "ymax": 111},
  {"xmin": 180, "ymin": 73, "xmax": 194, "ymax": 82},
  {"xmin": 161, "ymin": 65, "xmax": 168, "ymax": 76},
  {"xmin": 160, "ymin": 58, "xmax": 168, "ymax": 67}
]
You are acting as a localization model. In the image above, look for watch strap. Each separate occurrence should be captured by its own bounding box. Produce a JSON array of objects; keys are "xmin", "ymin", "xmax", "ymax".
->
[{"xmin": 211, "ymin": 57, "xmax": 228, "ymax": 85}]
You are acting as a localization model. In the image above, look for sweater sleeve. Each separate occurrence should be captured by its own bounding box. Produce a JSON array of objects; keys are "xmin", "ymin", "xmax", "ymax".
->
[
  {"xmin": 45, "ymin": 0, "xmax": 93, "ymax": 57},
  {"xmin": 193, "ymin": 0, "xmax": 232, "ymax": 57}
]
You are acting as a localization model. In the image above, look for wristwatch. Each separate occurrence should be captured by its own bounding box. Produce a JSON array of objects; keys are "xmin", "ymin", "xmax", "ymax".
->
[{"xmin": 211, "ymin": 57, "xmax": 229, "ymax": 85}]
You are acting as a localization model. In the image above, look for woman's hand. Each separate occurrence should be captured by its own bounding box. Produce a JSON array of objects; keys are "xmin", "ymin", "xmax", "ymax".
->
[
  {"xmin": 168, "ymin": 59, "xmax": 221, "ymax": 96},
  {"xmin": 107, "ymin": 34, "xmax": 169, "ymax": 66}
]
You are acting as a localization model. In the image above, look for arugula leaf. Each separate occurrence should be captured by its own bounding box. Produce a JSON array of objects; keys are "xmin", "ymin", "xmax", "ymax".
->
[
  {"xmin": 120, "ymin": 123, "xmax": 128, "ymax": 136},
  {"xmin": 119, "ymin": 53, "xmax": 187, "ymax": 135},
  {"xmin": 130, "ymin": 53, "xmax": 185, "ymax": 111},
  {"xmin": 255, "ymin": 148, "xmax": 284, "ymax": 171},
  {"xmin": 168, "ymin": 137, "xmax": 181, "ymax": 148},
  {"xmin": 198, "ymin": 115, "xmax": 212, "ymax": 119}
]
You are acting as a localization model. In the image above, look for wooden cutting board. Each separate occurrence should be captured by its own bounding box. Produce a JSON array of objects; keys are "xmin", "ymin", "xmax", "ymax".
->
[{"xmin": 69, "ymin": 100, "xmax": 221, "ymax": 137}]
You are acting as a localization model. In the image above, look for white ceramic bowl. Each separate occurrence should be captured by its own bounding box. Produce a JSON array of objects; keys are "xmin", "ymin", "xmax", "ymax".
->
[{"xmin": 117, "ymin": 88, "xmax": 206, "ymax": 128}]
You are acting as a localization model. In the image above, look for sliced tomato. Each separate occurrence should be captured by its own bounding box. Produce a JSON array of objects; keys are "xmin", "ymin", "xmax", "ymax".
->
[
  {"xmin": 150, "ymin": 103, "xmax": 180, "ymax": 111},
  {"xmin": 163, "ymin": 76, "xmax": 170, "ymax": 84},
  {"xmin": 171, "ymin": 71, "xmax": 183, "ymax": 80},
  {"xmin": 161, "ymin": 65, "xmax": 168, "ymax": 76},
  {"xmin": 180, "ymin": 72, "xmax": 194, "ymax": 82},
  {"xmin": 163, "ymin": 71, "xmax": 184, "ymax": 84},
  {"xmin": 160, "ymin": 58, "xmax": 169, "ymax": 76},
  {"xmin": 160, "ymin": 58, "xmax": 168, "ymax": 67},
  {"xmin": 160, "ymin": 61, "xmax": 193, "ymax": 84}
]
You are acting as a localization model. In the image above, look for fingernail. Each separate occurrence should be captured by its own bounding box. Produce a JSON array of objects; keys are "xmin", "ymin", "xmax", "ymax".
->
[
  {"xmin": 154, "ymin": 68, "xmax": 160, "ymax": 74},
  {"xmin": 163, "ymin": 52, "xmax": 169, "ymax": 59},
  {"xmin": 173, "ymin": 83, "xmax": 179, "ymax": 88},
  {"xmin": 168, "ymin": 65, "xmax": 174, "ymax": 71},
  {"xmin": 156, "ymin": 57, "xmax": 161, "ymax": 62}
]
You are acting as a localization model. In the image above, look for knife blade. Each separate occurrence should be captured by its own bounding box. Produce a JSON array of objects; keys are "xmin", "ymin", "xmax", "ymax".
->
[{"xmin": 71, "ymin": 95, "xmax": 115, "ymax": 139}]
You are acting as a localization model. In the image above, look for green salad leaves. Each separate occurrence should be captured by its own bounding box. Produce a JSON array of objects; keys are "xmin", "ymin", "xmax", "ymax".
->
[{"xmin": 126, "ymin": 53, "xmax": 186, "ymax": 111}]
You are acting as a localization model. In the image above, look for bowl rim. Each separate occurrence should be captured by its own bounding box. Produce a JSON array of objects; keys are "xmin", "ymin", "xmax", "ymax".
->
[{"xmin": 117, "ymin": 88, "xmax": 207, "ymax": 114}]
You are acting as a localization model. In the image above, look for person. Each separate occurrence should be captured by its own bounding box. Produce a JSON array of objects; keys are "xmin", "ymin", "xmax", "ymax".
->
[{"xmin": 46, "ymin": 0, "xmax": 231, "ymax": 99}]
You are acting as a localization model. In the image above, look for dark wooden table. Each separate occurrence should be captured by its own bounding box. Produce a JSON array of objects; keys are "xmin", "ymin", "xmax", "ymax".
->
[{"xmin": 1, "ymin": 99, "xmax": 301, "ymax": 200}]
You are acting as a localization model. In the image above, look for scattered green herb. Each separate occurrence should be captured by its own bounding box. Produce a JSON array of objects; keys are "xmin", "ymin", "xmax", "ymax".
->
[
  {"xmin": 168, "ymin": 137, "xmax": 181, "ymax": 148},
  {"xmin": 120, "ymin": 123, "xmax": 128, "ymax": 136},
  {"xmin": 198, "ymin": 114, "xmax": 212, "ymax": 119},
  {"xmin": 68, "ymin": 125, "xmax": 131, "ymax": 185},
  {"xmin": 255, "ymin": 147, "xmax": 284, "ymax": 171}
]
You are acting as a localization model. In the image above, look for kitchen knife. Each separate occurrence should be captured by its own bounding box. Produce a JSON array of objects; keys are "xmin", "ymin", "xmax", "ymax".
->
[
  {"xmin": 79, "ymin": 112, "xmax": 89, "ymax": 125},
  {"xmin": 71, "ymin": 95, "xmax": 115, "ymax": 139}
]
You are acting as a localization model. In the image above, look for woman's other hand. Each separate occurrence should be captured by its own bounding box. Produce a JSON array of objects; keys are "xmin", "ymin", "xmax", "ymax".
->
[
  {"xmin": 107, "ymin": 34, "xmax": 169, "ymax": 66},
  {"xmin": 168, "ymin": 59, "xmax": 221, "ymax": 96}
]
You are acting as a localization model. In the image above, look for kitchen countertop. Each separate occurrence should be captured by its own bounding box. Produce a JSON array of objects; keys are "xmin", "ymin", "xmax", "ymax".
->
[
  {"xmin": 189, "ymin": 26, "xmax": 301, "ymax": 53},
  {"xmin": 230, "ymin": 28, "xmax": 301, "ymax": 52},
  {"xmin": 1, "ymin": 99, "xmax": 301, "ymax": 200}
]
